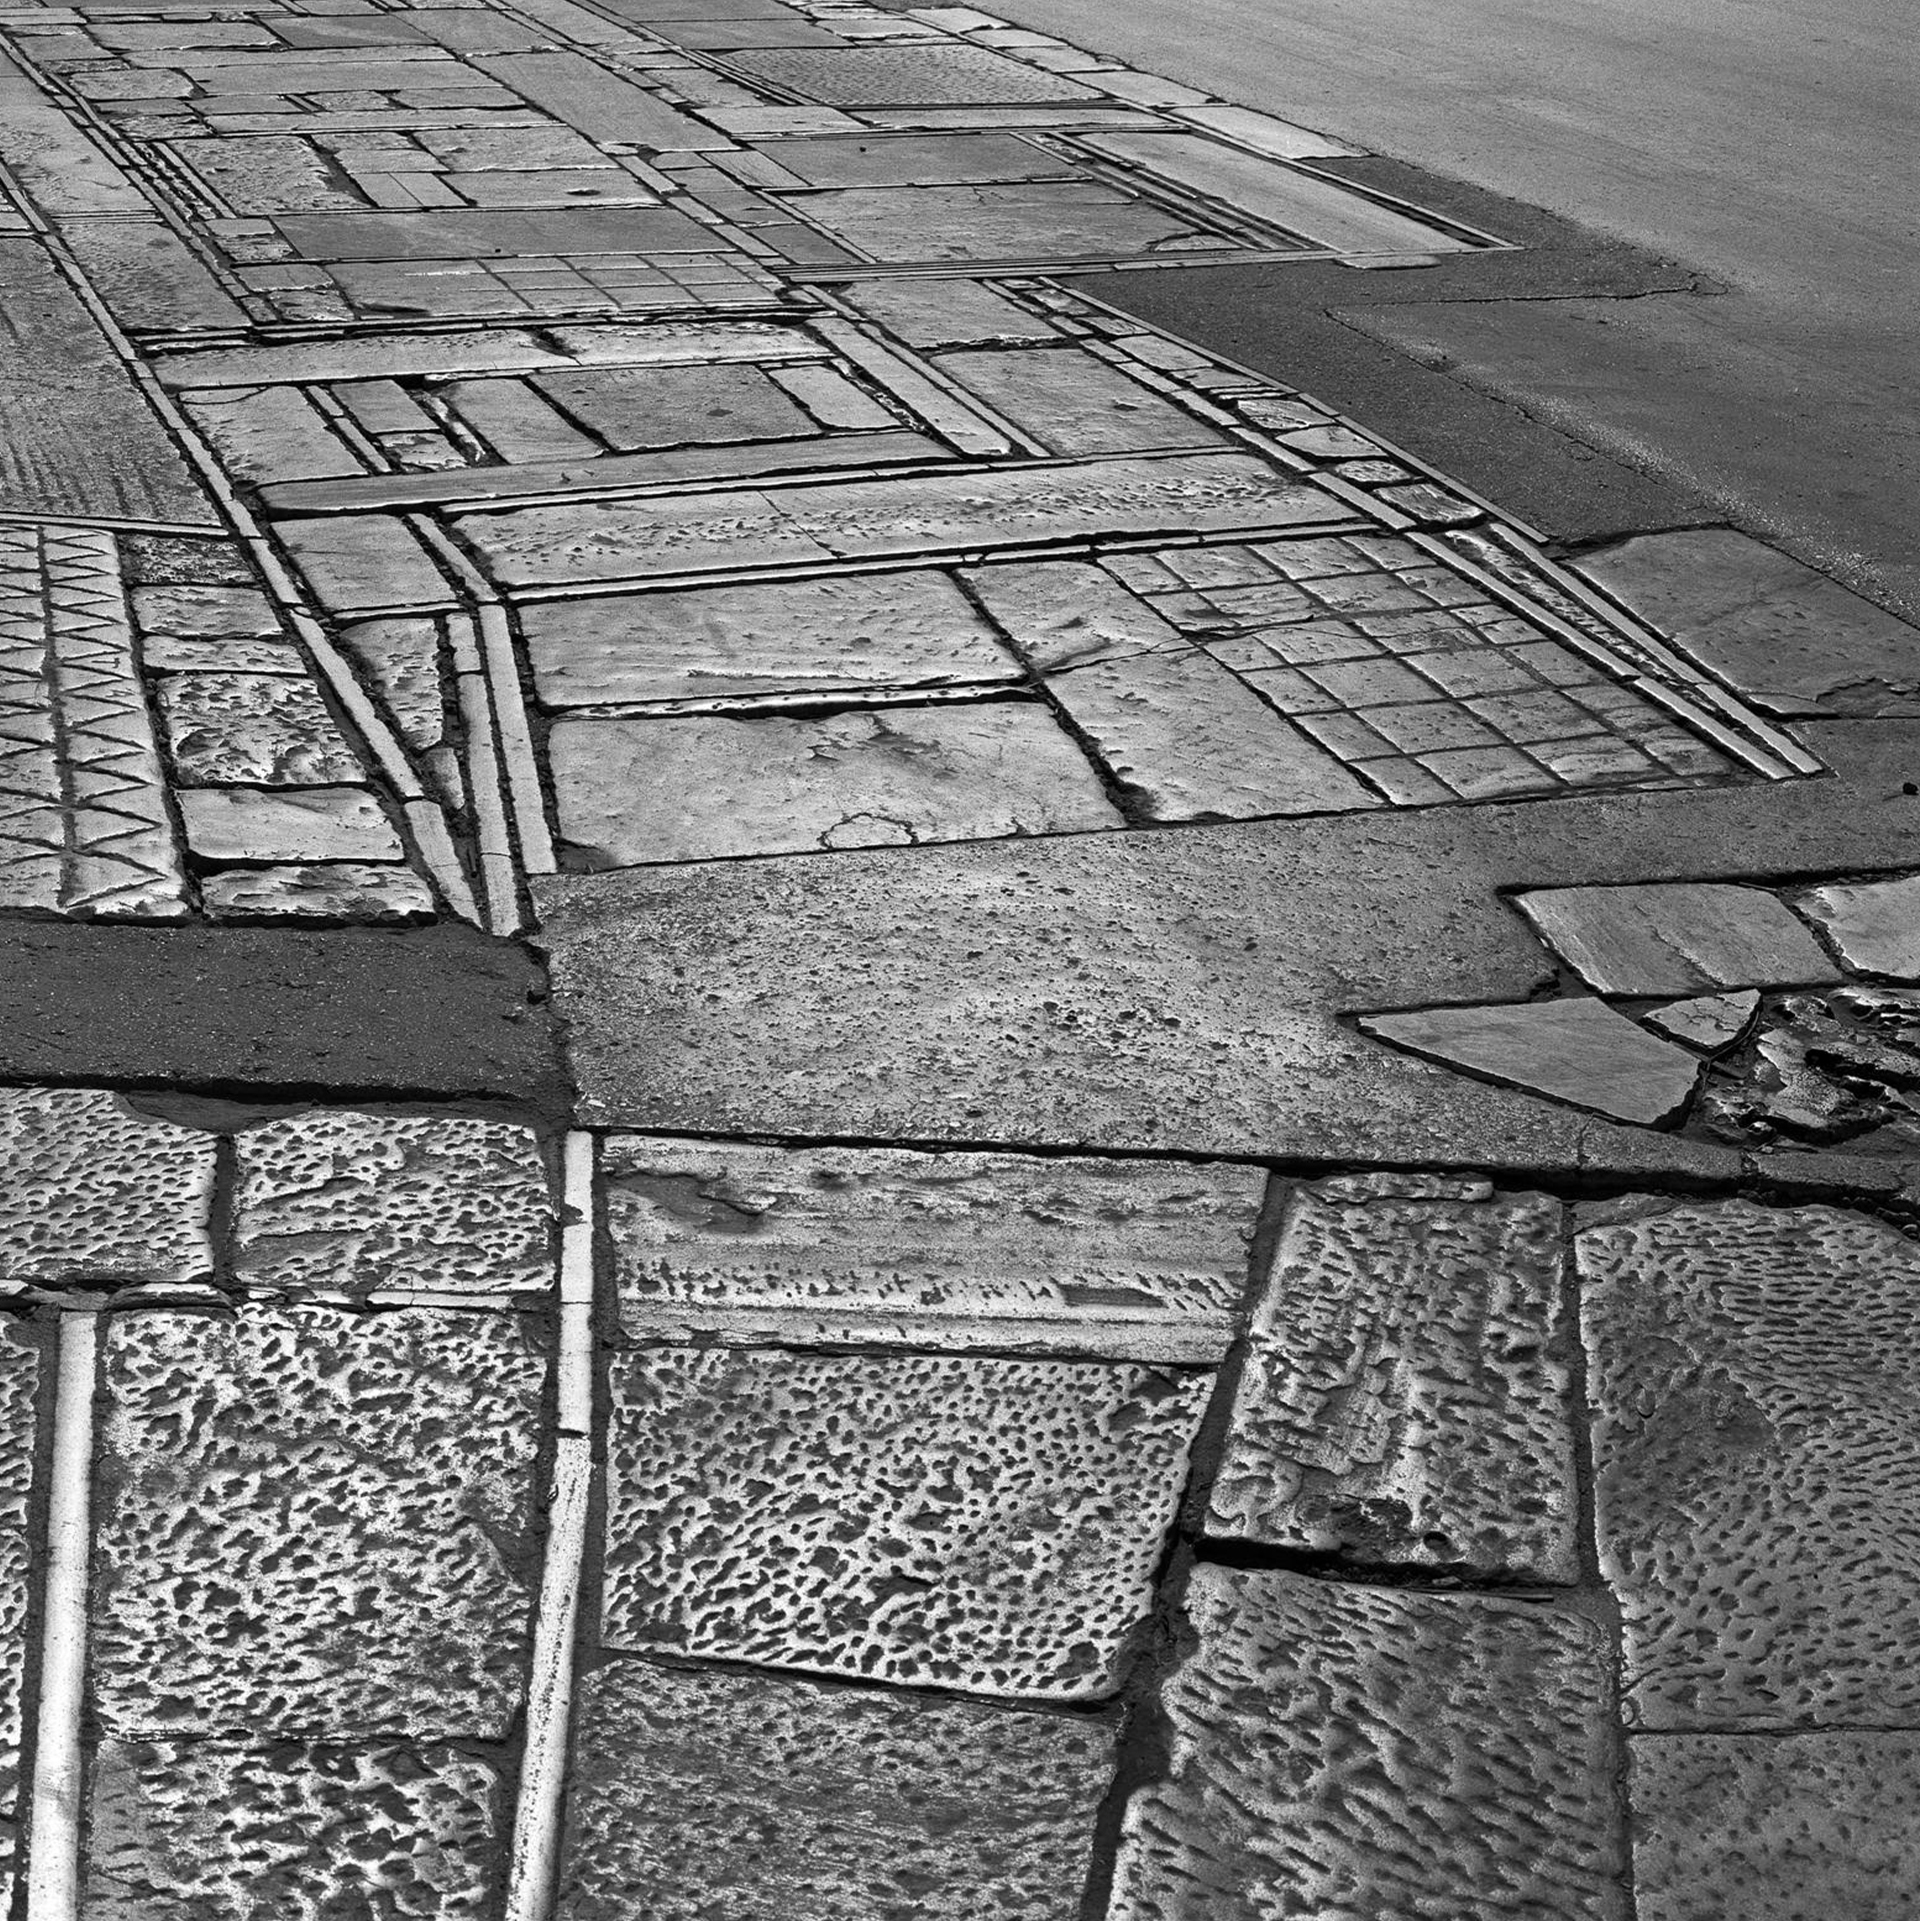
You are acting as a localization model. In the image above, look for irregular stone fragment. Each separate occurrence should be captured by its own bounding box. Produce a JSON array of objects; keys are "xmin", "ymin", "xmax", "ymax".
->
[
  {"xmin": 0, "ymin": 1087, "xmax": 214, "ymax": 1288},
  {"xmin": 1516, "ymin": 882, "xmax": 1840, "ymax": 994},
  {"xmin": 177, "ymin": 787, "xmax": 404, "ymax": 863},
  {"xmin": 1208, "ymin": 1180, "xmax": 1576, "ymax": 1579},
  {"xmin": 600, "ymin": 1347, "xmax": 1209, "ymax": 1697},
  {"xmin": 1794, "ymin": 872, "xmax": 1920, "ymax": 980},
  {"xmin": 1579, "ymin": 1199, "xmax": 1920, "ymax": 1725},
  {"xmin": 202, "ymin": 862, "xmax": 436, "ymax": 923},
  {"xmin": 161, "ymin": 673, "xmax": 362, "ymax": 786},
  {"xmin": 558, "ymin": 1658, "xmax": 1113, "ymax": 1920},
  {"xmin": 1629, "ymin": 1732, "xmax": 1920, "ymax": 1921},
  {"xmin": 548, "ymin": 704, "xmax": 1122, "ymax": 866},
  {"xmin": 963, "ymin": 558, "xmax": 1190, "ymax": 671},
  {"xmin": 934, "ymin": 347, "xmax": 1221, "ymax": 454},
  {"xmin": 604, "ymin": 1135, "xmax": 1261, "ymax": 1358},
  {"xmin": 1361, "ymin": 998, "xmax": 1702, "ymax": 1125},
  {"xmin": 91, "ymin": 1304, "xmax": 544, "ymax": 1738},
  {"xmin": 233, "ymin": 1109, "xmax": 551, "ymax": 1296},
  {"xmin": 82, "ymin": 1737, "xmax": 501, "ymax": 1921},
  {"xmin": 1110, "ymin": 1566, "xmax": 1624, "ymax": 1920},
  {"xmin": 1642, "ymin": 988, "xmax": 1760, "ymax": 1053}
]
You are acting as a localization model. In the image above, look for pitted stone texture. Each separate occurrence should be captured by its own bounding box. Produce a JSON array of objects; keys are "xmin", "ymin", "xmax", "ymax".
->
[
  {"xmin": 604, "ymin": 1135, "xmax": 1262, "ymax": 1359},
  {"xmin": 1111, "ymin": 1566, "xmax": 1624, "ymax": 1921},
  {"xmin": 159, "ymin": 672, "xmax": 362, "ymax": 786},
  {"xmin": 0, "ymin": 1326, "xmax": 38, "ymax": 1815},
  {"xmin": 0, "ymin": 1087, "xmax": 215, "ymax": 1288},
  {"xmin": 601, "ymin": 1348, "xmax": 1208, "ymax": 1697},
  {"xmin": 82, "ymin": 1737, "xmax": 501, "ymax": 1921},
  {"xmin": 202, "ymin": 862, "xmax": 436, "ymax": 923},
  {"xmin": 1794, "ymin": 872, "xmax": 1920, "ymax": 981},
  {"xmin": 1629, "ymin": 1732, "xmax": 1920, "ymax": 1921},
  {"xmin": 1208, "ymin": 1181, "xmax": 1577, "ymax": 1579},
  {"xmin": 91, "ymin": 1304, "xmax": 544, "ymax": 1738},
  {"xmin": 558, "ymin": 1658, "xmax": 1114, "ymax": 1919},
  {"xmin": 725, "ymin": 45, "xmax": 1100, "ymax": 106},
  {"xmin": 233, "ymin": 1110, "xmax": 552, "ymax": 1296},
  {"xmin": 1580, "ymin": 1200, "xmax": 1920, "ymax": 1727}
]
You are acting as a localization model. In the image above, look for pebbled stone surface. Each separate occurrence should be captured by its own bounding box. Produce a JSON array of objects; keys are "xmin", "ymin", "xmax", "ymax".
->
[
  {"xmin": 1579, "ymin": 1199, "xmax": 1920, "ymax": 1726},
  {"xmin": 232, "ymin": 1109, "xmax": 552, "ymax": 1297},
  {"xmin": 202, "ymin": 862, "xmax": 437, "ymax": 924},
  {"xmin": 603, "ymin": 1134, "xmax": 1263, "ymax": 1359},
  {"xmin": 1110, "ymin": 1564, "xmax": 1624, "ymax": 1920},
  {"xmin": 1208, "ymin": 1177, "xmax": 1578, "ymax": 1579},
  {"xmin": 0, "ymin": 1086, "xmax": 215, "ymax": 1289},
  {"xmin": 91, "ymin": 1303, "xmax": 544, "ymax": 1738},
  {"xmin": 159, "ymin": 672, "xmax": 361, "ymax": 787},
  {"xmin": 600, "ymin": 1346, "xmax": 1209, "ymax": 1697},
  {"xmin": 1629, "ymin": 1731, "xmax": 1920, "ymax": 1921},
  {"xmin": 82, "ymin": 1737, "xmax": 501, "ymax": 1921},
  {"xmin": 557, "ymin": 1657, "xmax": 1114, "ymax": 1920},
  {"xmin": 0, "ymin": 1325, "xmax": 37, "ymax": 1818}
]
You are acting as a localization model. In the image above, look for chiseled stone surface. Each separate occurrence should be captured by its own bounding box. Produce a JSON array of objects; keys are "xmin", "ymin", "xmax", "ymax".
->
[
  {"xmin": 1516, "ymin": 882, "xmax": 1840, "ymax": 994},
  {"xmin": 1207, "ymin": 1177, "xmax": 1578, "ymax": 1580},
  {"xmin": 232, "ymin": 1109, "xmax": 552, "ymax": 1296},
  {"xmin": 557, "ymin": 1657, "xmax": 1114, "ymax": 1920},
  {"xmin": 600, "ymin": 1347, "xmax": 1210, "ymax": 1697},
  {"xmin": 603, "ymin": 1134, "xmax": 1262, "ymax": 1358},
  {"xmin": 0, "ymin": 1087, "xmax": 215, "ymax": 1289},
  {"xmin": 1629, "ymin": 1732, "xmax": 1920, "ymax": 1921},
  {"xmin": 0, "ymin": 1325, "xmax": 38, "ymax": 1817},
  {"xmin": 159, "ymin": 671, "xmax": 362, "ymax": 786},
  {"xmin": 201, "ymin": 862, "xmax": 437, "ymax": 923},
  {"xmin": 1579, "ymin": 1199, "xmax": 1920, "ymax": 1726},
  {"xmin": 1794, "ymin": 872, "xmax": 1920, "ymax": 980},
  {"xmin": 1110, "ymin": 1565, "xmax": 1625, "ymax": 1920},
  {"xmin": 91, "ymin": 1304, "xmax": 544, "ymax": 1738},
  {"xmin": 82, "ymin": 1737, "xmax": 501, "ymax": 1921}
]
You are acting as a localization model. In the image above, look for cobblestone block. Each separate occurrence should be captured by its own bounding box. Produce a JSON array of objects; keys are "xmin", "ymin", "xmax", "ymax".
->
[
  {"xmin": 232, "ymin": 1109, "xmax": 553, "ymax": 1296},
  {"xmin": 1580, "ymin": 1198, "xmax": 1920, "ymax": 1727},
  {"xmin": 600, "ymin": 1347, "xmax": 1209, "ymax": 1697},
  {"xmin": 91, "ymin": 1303, "xmax": 544, "ymax": 1738},
  {"xmin": 557, "ymin": 1657, "xmax": 1114, "ymax": 1919},
  {"xmin": 1110, "ymin": 1565, "xmax": 1624, "ymax": 1920},
  {"xmin": 1207, "ymin": 1176, "xmax": 1577, "ymax": 1579}
]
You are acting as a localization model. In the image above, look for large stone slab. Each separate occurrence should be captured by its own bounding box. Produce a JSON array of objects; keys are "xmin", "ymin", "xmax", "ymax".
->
[
  {"xmin": 932, "ymin": 346, "xmax": 1223, "ymax": 453},
  {"xmin": 599, "ymin": 1347, "xmax": 1209, "ymax": 1696},
  {"xmin": 272, "ymin": 206, "xmax": 716, "ymax": 259},
  {"xmin": 1110, "ymin": 1565, "xmax": 1624, "ymax": 1919},
  {"xmin": 1794, "ymin": 871, "xmax": 1920, "ymax": 980},
  {"xmin": 725, "ymin": 44, "xmax": 1099, "ymax": 106},
  {"xmin": 963, "ymin": 557, "xmax": 1191, "ymax": 671},
  {"xmin": 1579, "ymin": 1199, "xmax": 1920, "ymax": 1727},
  {"xmin": 1208, "ymin": 1175, "xmax": 1577, "ymax": 1579},
  {"xmin": 557, "ymin": 1658, "xmax": 1113, "ymax": 1919},
  {"xmin": 530, "ymin": 362, "xmax": 817, "ymax": 450},
  {"xmin": 603, "ymin": 1135, "xmax": 1262, "ymax": 1357}
]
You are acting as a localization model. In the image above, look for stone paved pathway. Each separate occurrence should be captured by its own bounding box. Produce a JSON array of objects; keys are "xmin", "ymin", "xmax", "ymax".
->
[{"xmin": 2, "ymin": 0, "xmax": 1919, "ymax": 1914}]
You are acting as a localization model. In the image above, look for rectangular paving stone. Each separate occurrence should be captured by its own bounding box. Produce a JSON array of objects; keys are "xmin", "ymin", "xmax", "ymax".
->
[
  {"xmin": 271, "ymin": 205, "xmax": 717, "ymax": 258},
  {"xmin": 1792, "ymin": 871, "xmax": 1920, "ymax": 980},
  {"xmin": 177, "ymin": 786, "xmax": 405, "ymax": 863},
  {"xmin": 964, "ymin": 558, "xmax": 1192, "ymax": 671},
  {"xmin": 547, "ymin": 701, "xmax": 1123, "ymax": 864},
  {"xmin": 232, "ymin": 1109, "xmax": 553, "ymax": 1296},
  {"xmin": 771, "ymin": 131, "xmax": 1079, "ymax": 187},
  {"xmin": 440, "ymin": 375, "xmax": 601, "ymax": 462},
  {"xmin": 91, "ymin": 1302, "xmax": 545, "ymax": 1739},
  {"xmin": 160, "ymin": 672, "xmax": 362, "ymax": 786},
  {"xmin": 276, "ymin": 515, "xmax": 454, "ymax": 612},
  {"xmin": 1580, "ymin": 1199, "xmax": 1920, "ymax": 1728},
  {"xmin": 1207, "ymin": 1174, "xmax": 1578, "ymax": 1579},
  {"xmin": 558, "ymin": 1657, "xmax": 1113, "ymax": 1920},
  {"xmin": 841, "ymin": 274, "xmax": 1061, "ymax": 346},
  {"xmin": 201, "ymin": 862, "xmax": 437, "ymax": 924},
  {"xmin": 524, "ymin": 570, "xmax": 1020, "ymax": 707},
  {"xmin": 181, "ymin": 386, "xmax": 362, "ymax": 487},
  {"xmin": 530, "ymin": 362, "xmax": 819, "ymax": 448},
  {"xmin": 932, "ymin": 346, "xmax": 1223, "ymax": 454},
  {"xmin": 726, "ymin": 44, "xmax": 1101, "ymax": 104},
  {"xmin": 604, "ymin": 1135, "xmax": 1262, "ymax": 1357},
  {"xmin": 468, "ymin": 50, "xmax": 735, "ymax": 148},
  {"xmin": 58, "ymin": 217, "xmax": 250, "ymax": 332},
  {"xmin": 600, "ymin": 1346, "xmax": 1209, "ymax": 1696},
  {"xmin": 1110, "ymin": 1565, "xmax": 1625, "ymax": 1920}
]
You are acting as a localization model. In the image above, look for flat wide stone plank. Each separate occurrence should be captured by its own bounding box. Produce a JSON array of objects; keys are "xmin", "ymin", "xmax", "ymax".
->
[
  {"xmin": 933, "ymin": 346, "xmax": 1224, "ymax": 454},
  {"xmin": 1794, "ymin": 871, "xmax": 1920, "ymax": 979},
  {"xmin": 271, "ymin": 206, "xmax": 717, "ymax": 260},
  {"xmin": 470, "ymin": 50, "xmax": 738, "ymax": 148}
]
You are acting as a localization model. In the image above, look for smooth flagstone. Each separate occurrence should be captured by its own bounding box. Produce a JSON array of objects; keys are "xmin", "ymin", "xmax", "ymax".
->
[
  {"xmin": 1360, "ymin": 998, "xmax": 1704, "ymax": 1125},
  {"xmin": 58, "ymin": 217, "xmax": 250, "ymax": 333},
  {"xmin": 160, "ymin": 673, "xmax": 362, "ymax": 787},
  {"xmin": 547, "ymin": 703, "xmax": 1122, "ymax": 865},
  {"xmin": 90, "ymin": 1303, "xmax": 544, "ymax": 1738},
  {"xmin": 1794, "ymin": 872, "xmax": 1920, "ymax": 979},
  {"xmin": 1629, "ymin": 1732, "xmax": 1920, "ymax": 1921},
  {"xmin": 271, "ymin": 205, "xmax": 718, "ymax": 259},
  {"xmin": 1208, "ymin": 1178, "xmax": 1577, "ymax": 1579},
  {"xmin": 275, "ymin": 517, "xmax": 453, "ymax": 613},
  {"xmin": 177, "ymin": 787, "xmax": 404, "ymax": 863},
  {"xmin": 524, "ymin": 571, "xmax": 1021, "ymax": 707},
  {"xmin": 180, "ymin": 386, "xmax": 366, "ymax": 487},
  {"xmin": 1109, "ymin": 1565, "xmax": 1624, "ymax": 1920},
  {"xmin": 557, "ymin": 1658, "xmax": 1114, "ymax": 1920},
  {"xmin": 0, "ymin": 1087, "xmax": 214, "ymax": 1289},
  {"xmin": 1642, "ymin": 988, "xmax": 1760, "ymax": 1053},
  {"xmin": 931, "ymin": 346, "xmax": 1223, "ymax": 454},
  {"xmin": 771, "ymin": 132, "xmax": 1079, "ymax": 189},
  {"xmin": 963, "ymin": 558, "xmax": 1192, "ymax": 671},
  {"xmin": 602, "ymin": 1135, "xmax": 1262, "ymax": 1357},
  {"xmin": 1579, "ymin": 1200, "xmax": 1920, "ymax": 1726},
  {"xmin": 841, "ymin": 275, "xmax": 1061, "ymax": 346},
  {"xmin": 1516, "ymin": 882, "xmax": 1840, "ymax": 994},
  {"xmin": 599, "ymin": 1347, "xmax": 1209, "ymax": 1696},
  {"xmin": 722, "ymin": 44, "xmax": 1100, "ymax": 106},
  {"xmin": 200, "ymin": 863, "xmax": 436, "ymax": 922},
  {"xmin": 529, "ymin": 363, "xmax": 819, "ymax": 450}
]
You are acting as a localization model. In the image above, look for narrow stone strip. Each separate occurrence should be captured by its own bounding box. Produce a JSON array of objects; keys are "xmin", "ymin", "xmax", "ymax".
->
[
  {"xmin": 479, "ymin": 603, "xmax": 556, "ymax": 877},
  {"xmin": 450, "ymin": 614, "xmax": 522, "ymax": 936}
]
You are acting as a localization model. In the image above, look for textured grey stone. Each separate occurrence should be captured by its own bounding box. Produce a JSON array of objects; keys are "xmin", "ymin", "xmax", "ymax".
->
[
  {"xmin": 1208, "ymin": 1179, "xmax": 1577, "ymax": 1579},
  {"xmin": 604, "ymin": 1135, "xmax": 1261, "ymax": 1357},
  {"xmin": 963, "ymin": 558, "xmax": 1191, "ymax": 671},
  {"xmin": 774, "ymin": 132, "xmax": 1077, "ymax": 189},
  {"xmin": 1629, "ymin": 1732, "xmax": 1920, "ymax": 1921},
  {"xmin": 0, "ymin": 1087, "xmax": 214, "ymax": 1288},
  {"xmin": 0, "ymin": 1325, "xmax": 37, "ymax": 1818},
  {"xmin": 201, "ymin": 862, "xmax": 437, "ymax": 923},
  {"xmin": 600, "ymin": 1347, "xmax": 1209, "ymax": 1696},
  {"xmin": 1794, "ymin": 872, "xmax": 1920, "ymax": 980},
  {"xmin": 92, "ymin": 1303, "xmax": 544, "ymax": 1738},
  {"xmin": 160, "ymin": 672, "xmax": 362, "ymax": 786},
  {"xmin": 558, "ymin": 1658, "xmax": 1113, "ymax": 1920},
  {"xmin": 842, "ymin": 275, "xmax": 1061, "ymax": 347},
  {"xmin": 130, "ymin": 585, "xmax": 285, "ymax": 642},
  {"xmin": 1516, "ymin": 882, "xmax": 1840, "ymax": 994},
  {"xmin": 272, "ymin": 206, "xmax": 715, "ymax": 259},
  {"xmin": 933, "ymin": 347, "xmax": 1222, "ymax": 454},
  {"xmin": 1110, "ymin": 1565, "xmax": 1625, "ymax": 1920},
  {"xmin": 725, "ymin": 44, "xmax": 1099, "ymax": 106},
  {"xmin": 232, "ymin": 1109, "xmax": 552, "ymax": 1296},
  {"xmin": 531, "ymin": 363, "xmax": 818, "ymax": 450},
  {"xmin": 177, "ymin": 787, "xmax": 404, "ymax": 863},
  {"xmin": 1580, "ymin": 1199, "xmax": 1920, "ymax": 1726},
  {"xmin": 1642, "ymin": 988, "xmax": 1760, "ymax": 1053},
  {"xmin": 182, "ymin": 385, "xmax": 363, "ymax": 487},
  {"xmin": 277, "ymin": 516, "xmax": 454, "ymax": 614}
]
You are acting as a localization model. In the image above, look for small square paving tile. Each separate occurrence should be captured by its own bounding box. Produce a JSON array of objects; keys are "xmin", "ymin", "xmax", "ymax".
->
[
  {"xmin": 599, "ymin": 1347, "xmax": 1210, "ymax": 1697},
  {"xmin": 557, "ymin": 1657, "xmax": 1114, "ymax": 1919}
]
